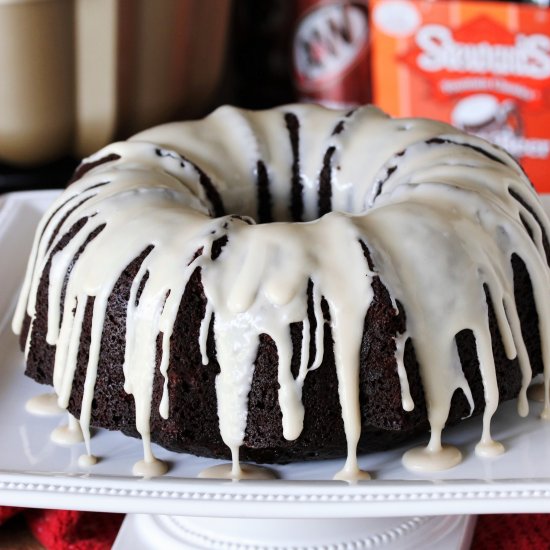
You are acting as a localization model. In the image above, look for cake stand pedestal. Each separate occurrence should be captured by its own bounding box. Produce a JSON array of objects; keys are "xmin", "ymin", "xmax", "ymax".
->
[{"xmin": 113, "ymin": 514, "xmax": 477, "ymax": 550}]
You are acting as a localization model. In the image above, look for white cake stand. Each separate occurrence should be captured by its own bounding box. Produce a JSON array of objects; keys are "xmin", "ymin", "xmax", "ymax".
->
[{"xmin": 113, "ymin": 514, "xmax": 476, "ymax": 549}]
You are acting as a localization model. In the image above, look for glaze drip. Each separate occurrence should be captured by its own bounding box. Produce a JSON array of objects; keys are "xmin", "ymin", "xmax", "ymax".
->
[
  {"xmin": 25, "ymin": 393, "xmax": 64, "ymax": 416},
  {"xmin": 13, "ymin": 104, "xmax": 550, "ymax": 477}
]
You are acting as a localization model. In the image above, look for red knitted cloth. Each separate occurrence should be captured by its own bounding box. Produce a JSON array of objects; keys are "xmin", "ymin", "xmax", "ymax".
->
[
  {"xmin": 0, "ymin": 506, "xmax": 22, "ymax": 524},
  {"xmin": 0, "ymin": 507, "xmax": 123, "ymax": 549},
  {"xmin": 472, "ymin": 514, "xmax": 550, "ymax": 549},
  {"xmin": 0, "ymin": 508, "xmax": 549, "ymax": 549}
]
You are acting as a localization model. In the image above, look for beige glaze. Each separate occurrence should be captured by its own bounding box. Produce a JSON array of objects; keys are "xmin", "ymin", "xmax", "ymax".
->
[
  {"xmin": 78, "ymin": 453, "xmax": 99, "ymax": 468},
  {"xmin": 132, "ymin": 457, "xmax": 169, "ymax": 478},
  {"xmin": 402, "ymin": 445, "xmax": 463, "ymax": 472},
  {"xmin": 475, "ymin": 440, "xmax": 505, "ymax": 458},
  {"xmin": 25, "ymin": 392, "xmax": 64, "ymax": 416},
  {"xmin": 13, "ymin": 104, "xmax": 550, "ymax": 477},
  {"xmin": 50, "ymin": 414, "xmax": 84, "ymax": 446},
  {"xmin": 198, "ymin": 463, "xmax": 278, "ymax": 481}
]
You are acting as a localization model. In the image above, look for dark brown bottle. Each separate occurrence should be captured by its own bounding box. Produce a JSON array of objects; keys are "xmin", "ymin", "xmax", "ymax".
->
[{"xmin": 230, "ymin": 0, "xmax": 297, "ymax": 109}]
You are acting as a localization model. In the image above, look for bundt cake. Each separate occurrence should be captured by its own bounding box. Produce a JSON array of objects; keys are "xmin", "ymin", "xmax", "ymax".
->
[{"xmin": 12, "ymin": 104, "xmax": 550, "ymax": 479}]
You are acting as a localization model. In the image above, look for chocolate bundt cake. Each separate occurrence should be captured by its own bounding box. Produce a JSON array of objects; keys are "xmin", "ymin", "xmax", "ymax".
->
[{"xmin": 13, "ymin": 104, "xmax": 550, "ymax": 479}]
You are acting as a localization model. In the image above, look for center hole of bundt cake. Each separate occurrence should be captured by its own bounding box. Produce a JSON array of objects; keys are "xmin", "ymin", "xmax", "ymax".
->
[{"xmin": 238, "ymin": 156, "xmax": 336, "ymax": 224}]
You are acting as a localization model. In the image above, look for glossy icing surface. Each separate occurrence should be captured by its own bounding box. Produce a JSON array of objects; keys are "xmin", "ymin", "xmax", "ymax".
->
[
  {"xmin": 13, "ymin": 104, "xmax": 550, "ymax": 479},
  {"xmin": 25, "ymin": 392, "xmax": 64, "ymax": 416},
  {"xmin": 50, "ymin": 413, "xmax": 84, "ymax": 446},
  {"xmin": 198, "ymin": 463, "xmax": 278, "ymax": 481}
]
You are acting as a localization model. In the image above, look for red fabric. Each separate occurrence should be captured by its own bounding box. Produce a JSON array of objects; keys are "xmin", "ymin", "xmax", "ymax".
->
[
  {"xmin": 0, "ymin": 506, "xmax": 123, "ymax": 549},
  {"xmin": 2, "ymin": 508, "xmax": 550, "ymax": 549},
  {"xmin": 0, "ymin": 506, "xmax": 22, "ymax": 525},
  {"xmin": 472, "ymin": 514, "xmax": 550, "ymax": 549}
]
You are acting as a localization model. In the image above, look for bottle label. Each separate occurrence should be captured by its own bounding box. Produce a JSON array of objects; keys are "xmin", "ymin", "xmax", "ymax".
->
[
  {"xmin": 371, "ymin": 0, "xmax": 550, "ymax": 192},
  {"xmin": 293, "ymin": 1, "xmax": 371, "ymax": 108}
]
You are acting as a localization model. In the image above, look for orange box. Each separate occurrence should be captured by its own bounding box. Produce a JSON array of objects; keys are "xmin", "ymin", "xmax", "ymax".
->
[{"xmin": 370, "ymin": 0, "xmax": 550, "ymax": 193}]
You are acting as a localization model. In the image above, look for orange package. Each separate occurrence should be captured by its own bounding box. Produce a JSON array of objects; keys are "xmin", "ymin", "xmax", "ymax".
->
[{"xmin": 370, "ymin": 0, "xmax": 550, "ymax": 193}]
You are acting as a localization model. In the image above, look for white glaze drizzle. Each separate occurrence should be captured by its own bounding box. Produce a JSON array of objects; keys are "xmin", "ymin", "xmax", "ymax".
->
[
  {"xmin": 198, "ymin": 462, "xmax": 278, "ymax": 481},
  {"xmin": 132, "ymin": 456, "xmax": 168, "ymax": 478},
  {"xmin": 25, "ymin": 392, "xmax": 64, "ymax": 416},
  {"xmin": 50, "ymin": 413, "xmax": 84, "ymax": 446},
  {"xmin": 12, "ymin": 104, "xmax": 550, "ymax": 477},
  {"xmin": 78, "ymin": 453, "xmax": 98, "ymax": 468}
]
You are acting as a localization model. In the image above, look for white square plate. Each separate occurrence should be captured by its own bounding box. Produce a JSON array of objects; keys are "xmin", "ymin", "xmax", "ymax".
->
[{"xmin": 1, "ymin": 190, "xmax": 550, "ymax": 518}]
